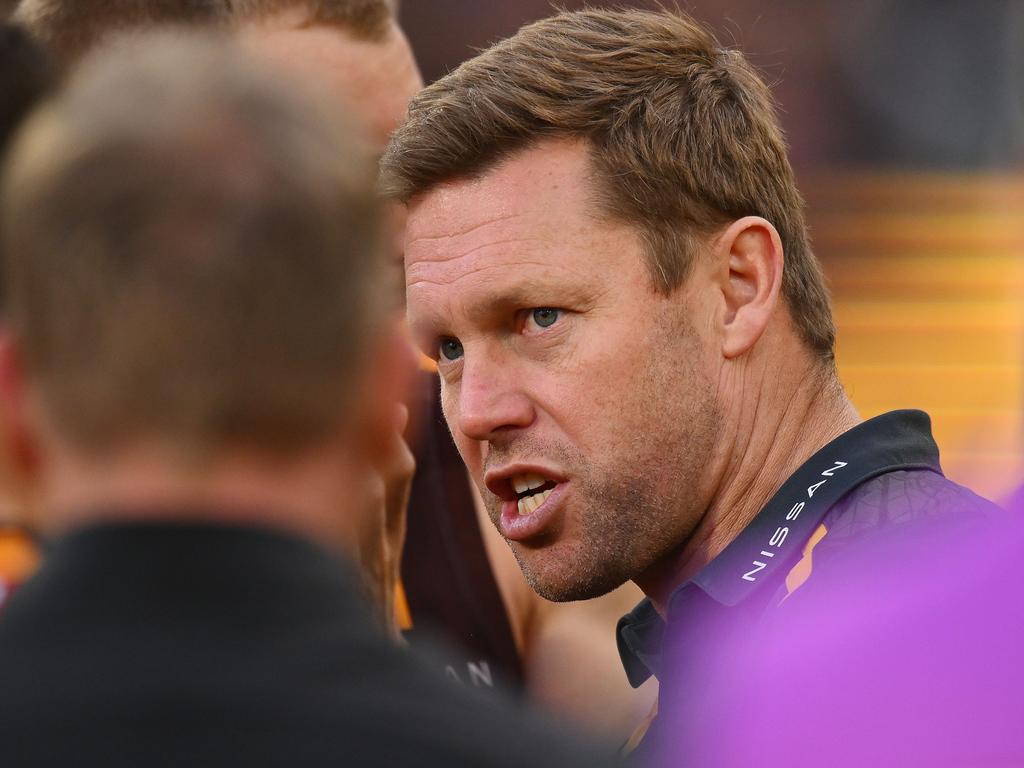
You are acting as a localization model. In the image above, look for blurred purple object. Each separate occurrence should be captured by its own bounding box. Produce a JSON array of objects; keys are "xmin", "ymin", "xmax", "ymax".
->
[{"xmin": 656, "ymin": 510, "xmax": 1024, "ymax": 767}]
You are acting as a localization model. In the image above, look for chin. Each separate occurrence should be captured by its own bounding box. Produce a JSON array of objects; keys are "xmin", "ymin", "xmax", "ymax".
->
[{"xmin": 515, "ymin": 550, "xmax": 630, "ymax": 602}]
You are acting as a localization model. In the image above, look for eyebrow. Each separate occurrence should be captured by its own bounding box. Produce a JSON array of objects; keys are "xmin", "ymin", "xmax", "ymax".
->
[{"xmin": 410, "ymin": 274, "xmax": 598, "ymax": 339}]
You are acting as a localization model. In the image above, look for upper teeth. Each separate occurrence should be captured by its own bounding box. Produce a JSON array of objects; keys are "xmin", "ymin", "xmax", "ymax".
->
[{"xmin": 512, "ymin": 473, "xmax": 548, "ymax": 495}]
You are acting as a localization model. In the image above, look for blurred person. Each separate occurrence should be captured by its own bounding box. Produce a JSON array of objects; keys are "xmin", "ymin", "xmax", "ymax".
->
[
  {"xmin": 0, "ymin": 22, "xmax": 53, "ymax": 612},
  {"xmin": 0, "ymin": 32, "xmax": 610, "ymax": 768},
  {"xmin": 11, "ymin": 0, "xmax": 415, "ymax": 639},
  {"xmin": 14, "ymin": 0, "xmax": 655, "ymax": 739},
  {"xmin": 382, "ymin": 7, "xmax": 1005, "ymax": 759}
]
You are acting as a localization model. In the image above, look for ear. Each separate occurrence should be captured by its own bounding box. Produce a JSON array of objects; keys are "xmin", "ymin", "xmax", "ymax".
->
[
  {"xmin": 348, "ymin": 317, "xmax": 417, "ymax": 468},
  {"xmin": 715, "ymin": 216, "xmax": 784, "ymax": 359}
]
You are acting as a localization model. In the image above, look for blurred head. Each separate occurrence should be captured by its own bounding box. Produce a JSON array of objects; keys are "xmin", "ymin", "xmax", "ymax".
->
[
  {"xmin": 12, "ymin": 0, "xmax": 231, "ymax": 67},
  {"xmin": 234, "ymin": 0, "xmax": 423, "ymax": 283},
  {"xmin": 383, "ymin": 9, "xmax": 836, "ymax": 600},
  {"xmin": 0, "ymin": 32, "xmax": 402, "ymax": 539},
  {"xmin": 235, "ymin": 0, "xmax": 420, "ymax": 154},
  {"xmin": 16, "ymin": 0, "xmax": 420, "ymax": 152},
  {"xmin": 17, "ymin": 0, "xmax": 422, "ymax": 299}
]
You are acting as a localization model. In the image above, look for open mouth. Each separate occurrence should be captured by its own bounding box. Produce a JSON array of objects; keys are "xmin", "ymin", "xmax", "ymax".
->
[{"xmin": 512, "ymin": 473, "xmax": 558, "ymax": 516}]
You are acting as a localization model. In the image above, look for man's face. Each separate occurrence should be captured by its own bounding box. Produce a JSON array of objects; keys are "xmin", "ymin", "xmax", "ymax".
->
[
  {"xmin": 238, "ymin": 14, "xmax": 423, "ymax": 153},
  {"xmin": 405, "ymin": 139, "xmax": 725, "ymax": 601}
]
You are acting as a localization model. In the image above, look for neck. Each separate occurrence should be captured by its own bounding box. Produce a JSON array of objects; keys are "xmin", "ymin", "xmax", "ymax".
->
[
  {"xmin": 637, "ymin": 356, "xmax": 860, "ymax": 614},
  {"xmin": 36, "ymin": 440, "xmax": 364, "ymax": 554}
]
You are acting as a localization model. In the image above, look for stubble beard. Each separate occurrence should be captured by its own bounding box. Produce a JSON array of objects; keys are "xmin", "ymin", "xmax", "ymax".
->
[
  {"xmin": 484, "ymin": 388, "xmax": 722, "ymax": 602},
  {"xmin": 484, "ymin": 307, "xmax": 722, "ymax": 601}
]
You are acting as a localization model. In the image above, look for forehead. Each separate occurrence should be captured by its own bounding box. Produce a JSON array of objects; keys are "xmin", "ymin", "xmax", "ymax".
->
[
  {"xmin": 406, "ymin": 139, "xmax": 607, "ymax": 266},
  {"xmin": 238, "ymin": 17, "xmax": 423, "ymax": 152},
  {"xmin": 404, "ymin": 139, "xmax": 647, "ymax": 314}
]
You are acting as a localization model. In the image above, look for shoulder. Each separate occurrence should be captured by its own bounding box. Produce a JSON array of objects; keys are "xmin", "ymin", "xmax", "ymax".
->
[
  {"xmin": 773, "ymin": 469, "xmax": 1004, "ymax": 611},
  {"xmin": 821, "ymin": 468, "xmax": 1001, "ymax": 546}
]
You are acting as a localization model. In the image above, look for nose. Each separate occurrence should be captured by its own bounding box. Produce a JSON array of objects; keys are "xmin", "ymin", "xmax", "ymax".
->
[{"xmin": 453, "ymin": 354, "xmax": 535, "ymax": 443}]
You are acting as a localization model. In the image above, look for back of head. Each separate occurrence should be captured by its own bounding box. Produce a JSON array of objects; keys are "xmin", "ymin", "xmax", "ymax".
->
[
  {"xmin": 14, "ymin": 0, "xmax": 397, "ymax": 67},
  {"xmin": 382, "ymin": 8, "xmax": 835, "ymax": 361},
  {"xmin": 12, "ymin": 0, "xmax": 230, "ymax": 67},
  {"xmin": 1, "ymin": 30, "xmax": 384, "ymax": 459}
]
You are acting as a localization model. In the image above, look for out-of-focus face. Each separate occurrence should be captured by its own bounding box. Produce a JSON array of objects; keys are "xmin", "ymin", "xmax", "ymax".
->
[
  {"xmin": 238, "ymin": 13, "xmax": 424, "ymax": 284},
  {"xmin": 238, "ymin": 14, "xmax": 422, "ymax": 153},
  {"xmin": 405, "ymin": 139, "xmax": 725, "ymax": 601}
]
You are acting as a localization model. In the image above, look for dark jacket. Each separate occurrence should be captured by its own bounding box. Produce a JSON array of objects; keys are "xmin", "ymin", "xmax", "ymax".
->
[{"xmin": 0, "ymin": 522, "xmax": 609, "ymax": 767}]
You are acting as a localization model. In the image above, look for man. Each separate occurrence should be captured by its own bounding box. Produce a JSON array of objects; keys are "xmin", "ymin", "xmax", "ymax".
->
[
  {"xmin": 381, "ymin": 7, "xmax": 1003, "ymax": 757},
  {"xmin": 13, "ymin": 0, "xmax": 653, "ymax": 737},
  {"xmin": 0, "ymin": 31, "xmax": 608, "ymax": 767},
  {"xmin": 14, "ymin": 0, "xmax": 417, "ymax": 639}
]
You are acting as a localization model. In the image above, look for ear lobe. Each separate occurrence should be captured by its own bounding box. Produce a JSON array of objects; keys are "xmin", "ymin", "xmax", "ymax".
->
[{"xmin": 718, "ymin": 216, "xmax": 784, "ymax": 359}]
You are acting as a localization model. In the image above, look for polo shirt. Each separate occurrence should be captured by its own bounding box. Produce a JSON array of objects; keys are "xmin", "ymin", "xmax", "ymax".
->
[{"xmin": 617, "ymin": 409, "xmax": 1000, "ymax": 761}]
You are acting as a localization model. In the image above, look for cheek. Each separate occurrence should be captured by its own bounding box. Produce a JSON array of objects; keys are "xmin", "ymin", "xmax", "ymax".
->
[
  {"xmin": 439, "ymin": 382, "xmax": 483, "ymax": 470},
  {"xmin": 532, "ymin": 332, "xmax": 655, "ymax": 454},
  {"xmin": 582, "ymin": 314, "xmax": 708, "ymax": 442}
]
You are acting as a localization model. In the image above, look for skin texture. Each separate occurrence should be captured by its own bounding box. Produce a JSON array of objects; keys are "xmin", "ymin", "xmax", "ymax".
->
[
  {"xmin": 237, "ymin": 13, "xmax": 422, "ymax": 156},
  {"xmin": 406, "ymin": 137, "xmax": 861, "ymax": 610},
  {"xmin": 238, "ymin": 14, "xmax": 422, "ymax": 637},
  {"xmin": 470, "ymin": 479, "xmax": 658, "ymax": 738},
  {"xmin": 238, "ymin": 12, "xmax": 422, "ymax": 283}
]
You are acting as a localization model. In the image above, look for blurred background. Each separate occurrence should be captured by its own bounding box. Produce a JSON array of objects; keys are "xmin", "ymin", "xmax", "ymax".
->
[{"xmin": 403, "ymin": 0, "xmax": 1024, "ymax": 501}]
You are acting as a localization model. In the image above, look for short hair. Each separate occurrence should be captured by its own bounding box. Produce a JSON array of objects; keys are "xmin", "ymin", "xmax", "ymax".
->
[
  {"xmin": 1, "ymin": 31, "xmax": 385, "ymax": 456},
  {"xmin": 12, "ymin": 0, "xmax": 231, "ymax": 67},
  {"xmin": 381, "ymin": 8, "xmax": 835, "ymax": 360},
  {"xmin": 230, "ymin": 0, "xmax": 397, "ymax": 40},
  {"xmin": 13, "ymin": 0, "xmax": 396, "ymax": 67}
]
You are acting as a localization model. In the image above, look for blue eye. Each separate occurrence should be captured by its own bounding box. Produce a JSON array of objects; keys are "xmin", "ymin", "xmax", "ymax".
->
[
  {"xmin": 531, "ymin": 308, "xmax": 560, "ymax": 328},
  {"xmin": 439, "ymin": 337, "xmax": 464, "ymax": 361}
]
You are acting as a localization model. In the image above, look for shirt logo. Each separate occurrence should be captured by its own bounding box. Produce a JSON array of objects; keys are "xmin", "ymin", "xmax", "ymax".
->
[
  {"xmin": 444, "ymin": 660, "xmax": 495, "ymax": 688},
  {"xmin": 742, "ymin": 460, "xmax": 847, "ymax": 582}
]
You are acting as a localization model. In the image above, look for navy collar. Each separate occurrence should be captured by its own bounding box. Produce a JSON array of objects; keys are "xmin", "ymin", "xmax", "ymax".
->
[{"xmin": 618, "ymin": 409, "xmax": 942, "ymax": 687}]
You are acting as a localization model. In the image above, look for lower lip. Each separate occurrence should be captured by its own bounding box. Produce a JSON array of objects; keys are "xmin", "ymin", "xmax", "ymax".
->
[{"xmin": 500, "ymin": 482, "xmax": 568, "ymax": 542}]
